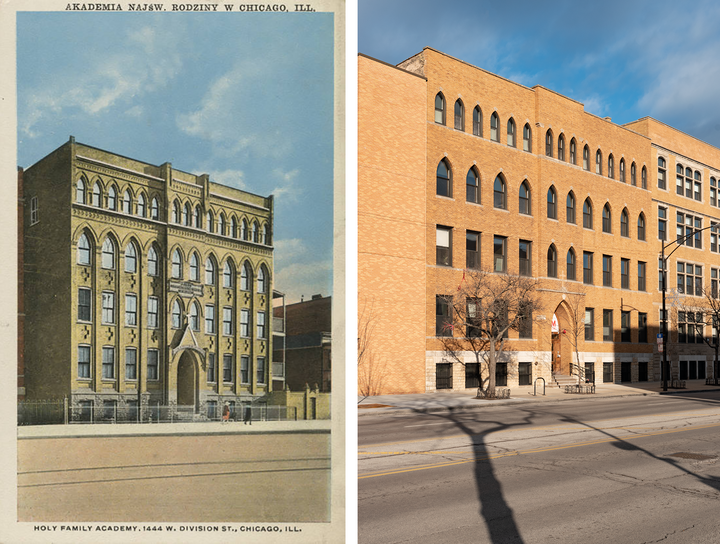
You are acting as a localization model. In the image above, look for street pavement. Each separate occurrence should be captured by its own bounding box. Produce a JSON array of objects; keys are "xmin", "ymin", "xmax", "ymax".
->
[{"xmin": 358, "ymin": 379, "xmax": 720, "ymax": 415}]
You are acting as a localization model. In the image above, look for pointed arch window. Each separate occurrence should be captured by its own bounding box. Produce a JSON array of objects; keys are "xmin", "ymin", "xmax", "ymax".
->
[
  {"xmin": 137, "ymin": 194, "xmax": 146, "ymax": 217},
  {"xmin": 507, "ymin": 118, "xmax": 516, "ymax": 147},
  {"xmin": 490, "ymin": 112, "xmax": 499, "ymax": 142},
  {"xmin": 76, "ymin": 178, "xmax": 86, "ymax": 203},
  {"xmin": 241, "ymin": 219, "xmax": 248, "ymax": 240},
  {"xmin": 219, "ymin": 214, "xmax": 226, "ymax": 236},
  {"xmin": 583, "ymin": 146, "xmax": 590, "ymax": 170},
  {"xmin": 148, "ymin": 246, "xmax": 159, "ymax": 276},
  {"xmin": 190, "ymin": 252, "xmax": 200, "ymax": 282},
  {"xmin": 151, "ymin": 197, "xmax": 159, "ymax": 220},
  {"xmin": 107, "ymin": 186, "xmax": 117, "ymax": 210},
  {"xmin": 583, "ymin": 199, "xmax": 593, "ymax": 229},
  {"xmin": 473, "ymin": 106, "xmax": 482, "ymax": 136},
  {"xmin": 231, "ymin": 217, "xmax": 238, "ymax": 238},
  {"xmin": 523, "ymin": 124, "xmax": 531, "ymax": 152},
  {"xmin": 172, "ymin": 201, "xmax": 180, "ymax": 223},
  {"xmin": 205, "ymin": 257, "xmax": 216, "ymax": 285},
  {"xmin": 570, "ymin": 139, "xmax": 577, "ymax": 165},
  {"xmin": 223, "ymin": 261, "xmax": 234, "ymax": 288},
  {"xmin": 206, "ymin": 211, "xmax": 214, "ymax": 232},
  {"xmin": 519, "ymin": 181, "xmax": 531, "ymax": 215},
  {"xmin": 123, "ymin": 190, "xmax": 132, "ymax": 214},
  {"xmin": 637, "ymin": 214, "xmax": 646, "ymax": 241},
  {"xmin": 566, "ymin": 192, "xmax": 576, "ymax": 224},
  {"xmin": 437, "ymin": 159, "xmax": 452, "ymax": 197},
  {"xmin": 78, "ymin": 233, "xmax": 91, "ymax": 265},
  {"xmin": 250, "ymin": 222, "xmax": 258, "ymax": 242},
  {"xmin": 608, "ymin": 154, "xmax": 614, "ymax": 179},
  {"xmin": 466, "ymin": 167, "xmax": 479, "ymax": 203},
  {"xmin": 602, "ymin": 204, "xmax": 612, "ymax": 233},
  {"xmin": 183, "ymin": 203, "xmax": 190, "ymax": 226},
  {"xmin": 189, "ymin": 302, "xmax": 199, "ymax": 331},
  {"xmin": 260, "ymin": 224, "xmax": 267, "ymax": 244},
  {"xmin": 92, "ymin": 182, "xmax": 102, "ymax": 207},
  {"xmin": 172, "ymin": 300, "xmax": 182, "ymax": 329},
  {"xmin": 566, "ymin": 249, "xmax": 576, "ymax": 281},
  {"xmin": 194, "ymin": 206, "xmax": 201, "ymax": 228},
  {"xmin": 620, "ymin": 209, "xmax": 629, "ymax": 237},
  {"xmin": 171, "ymin": 249, "xmax": 182, "ymax": 279},
  {"xmin": 125, "ymin": 243, "xmax": 137, "ymax": 273},
  {"xmin": 595, "ymin": 150, "xmax": 602, "ymax": 175},
  {"xmin": 631, "ymin": 162, "xmax": 637, "ymax": 186},
  {"xmin": 545, "ymin": 130, "xmax": 553, "ymax": 157},
  {"xmin": 558, "ymin": 135, "xmax": 565, "ymax": 161},
  {"xmin": 257, "ymin": 266, "xmax": 267, "ymax": 293},
  {"xmin": 434, "ymin": 93, "xmax": 445, "ymax": 125},
  {"xmin": 454, "ymin": 99, "xmax": 464, "ymax": 131},
  {"xmin": 619, "ymin": 159, "xmax": 626, "ymax": 183},
  {"xmin": 641, "ymin": 166, "xmax": 647, "ymax": 189},
  {"xmin": 656, "ymin": 158, "xmax": 665, "ymax": 190},
  {"xmin": 494, "ymin": 176, "xmax": 506, "ymax": 210},
  {"xmin": 241, "ymin": 262, "xmax": 251, "ymax": 291},
  {"xmin": 101, "ymin": 238, "xmax": 115, "ymax": 269},
  {"xmin": 547, "ymin": 186, "xmax": 557, "ymax": 219},
  {"xmin": 547, "ymin": 245, "xmax": 557, "ymax": 278}
]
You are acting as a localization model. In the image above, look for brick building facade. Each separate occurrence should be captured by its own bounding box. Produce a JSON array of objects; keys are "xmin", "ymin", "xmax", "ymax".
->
[{"xmin": 359, "ymin": 48, "xmax": 720, "ymax": 395}]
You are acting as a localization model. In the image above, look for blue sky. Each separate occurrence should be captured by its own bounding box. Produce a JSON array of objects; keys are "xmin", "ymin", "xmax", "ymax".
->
[
  {"xmin": 359, "ymin": 0, "xmax": 720, "ymax": 149},
  {"xmin": 17, "ymin": 12, "xmax": 334, "ymax": 304}
]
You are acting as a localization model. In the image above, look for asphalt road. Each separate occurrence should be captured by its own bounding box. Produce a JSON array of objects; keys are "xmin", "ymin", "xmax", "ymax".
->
[
  {"xmin": 359, "ymin": 391, "xmax": 720, "ymax": 544},
  {"xmin": 19, "ymin": 433, "xmax": 331, "ymax": 522}
]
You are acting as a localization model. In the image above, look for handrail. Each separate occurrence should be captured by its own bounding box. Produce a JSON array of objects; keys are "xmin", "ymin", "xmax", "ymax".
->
[{"xmin": 533, "ymin": 377, "xmax": 545, "ymax": 396}]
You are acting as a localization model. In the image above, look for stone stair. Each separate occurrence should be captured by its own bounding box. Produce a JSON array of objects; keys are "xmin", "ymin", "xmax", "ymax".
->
[{"xmin": 552, "ymin": 372, "xmax": 578, "ymax": 388}]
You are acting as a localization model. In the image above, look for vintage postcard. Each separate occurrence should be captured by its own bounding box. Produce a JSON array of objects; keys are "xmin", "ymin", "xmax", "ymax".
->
[{"xmin": 1, "ymin": 1, "xmax": 346, "ymax": 542}]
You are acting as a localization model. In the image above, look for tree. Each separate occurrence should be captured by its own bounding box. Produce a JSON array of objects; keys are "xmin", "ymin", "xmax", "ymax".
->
[
  {"xmin": 560, "ymin": 285, "xmax": 588, "ymax": 381},
  {"xmin": 439, "ymin": 270, "xmax": 543, "ymax": 398},
  {"xmin": 678, "ymin": 284, "xmax": 720, "ymax": 384},
  {"xmin": 358, "ymin": 296, "xmax": 386, "ymax": 399}
]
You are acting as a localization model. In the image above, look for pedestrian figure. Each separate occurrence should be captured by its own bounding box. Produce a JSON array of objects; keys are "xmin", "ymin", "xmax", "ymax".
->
[
  {"xmin": 243, "ymin": 403, "xmax": 252, "ymax": 425},
  {"xmin": 222, "ymin": 402, "xmax": 230, "ymax": 424}
]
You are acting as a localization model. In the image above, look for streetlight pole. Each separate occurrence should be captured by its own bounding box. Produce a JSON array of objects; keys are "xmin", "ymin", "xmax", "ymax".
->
[{"xmin": 661, "ymin": 223, "xmax": 719, "ymax": 392}]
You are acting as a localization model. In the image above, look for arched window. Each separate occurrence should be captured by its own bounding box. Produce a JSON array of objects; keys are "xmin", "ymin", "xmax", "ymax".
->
[
  {"xmin": 260, "ymin": 224, "xmax": 267, "ymax": 244},
  {"xmin": 172, "ymin": 201, "xmax": 180, "ymax": 223},
  {"xmin": 189, "ymin": 302, "xmax": 199, "ymax": 331},
  {"xmin": 523, "ymin": 123, "xmax": 531, "ymax": 152},
  {"xmin": 223, "ymin": 261, "xmax": 234, "ymax": 288},
  {"xmin": 123, "ymin": 190, "xmax": 132, "ymax": 214},
  {"xmin": 194, "ymin": 205, "xmax": 201, "ymax": 228},
  {"xmin": 250, "ymin": 221, "xmax": 258, "ymax": 242},
  {"xmin": 436, "ymin": 159, "xmax": 452, "ymax": 197},
  {"xmin": 570, "ymin": 138, "xmax": 577, "ymax": 165},
  {"xmin": 190, "ymin": 252, "xmax": 200, "ymax": 282},
  {"xmin": 566, "ymin": 192, "xmax": 576, "ymax": 224},
  {"xmin": 656, "ymin": 158, "xmax": 664, "ymax": 189},
  {"xmin": 583, "ymin": 199, "xmax": 593, "ymax": 229},
  {"xmin": 608, "ymin": 154, "xmax": 614, "ymax": 179},
  {"xmin": 595, "ymin": 150, "xmax": 602, "ymax": 175},
  {"xmin": 583, "ymin": 145, "xmax": 590, "ymax": 170},
  {"xmin": 632, "ymin": 162, "xmax": 638, "ymax": 186},
  {"xmin": 148, "ymin": 246, "xmax": 159, "ymax": 276},
  {"xmin": 151, "ymin": 197, "xmax": 159, "ymax": 220},
  {"xmin": 494, "ymin": 176, "xmax": 506, "ymax": 209},
  {"xmin": 434, "ymin": 93, "xmax": 445, "ymax": 124},
  {"xmin": 454, "ymin": 99, "xmax": 464, "ymax": 131},
  {"xmin": 125, "ymin": 243, "xmax": 137, "ymax": 273},
  {"xmin": 620, "ymin": 208, "xmax": 629, "ymax": 237},
  {"xmin": 92, "ymin": 182, "xmax": 102, "ymax": 207},
  {"xmin": 241, "ymin": 261, "xmax": 251, "ymax": 291},
  {"xmin": 519, "ymin": 181, "xmax": 531, "ymax": 215},
  {"xmin": 507, "ymin": 118, "xmax": 516, "ymax": 147},
  {"xmin": 602, "ymin": 204, "xmax": 612, "ymax": 233},
  {"xmin": 241, "ymin": 219, "xmax": 248, "ymax": 240},
  {"xmin": 171, "ymin": 249, "xmax": 182, "ymax": 279},
  {"xmin": 490, "ymin": 112, "xmax": 499, "ymax": 142},
  {"xmin": 566, "ymin": 249, "xmax": 576, "ymax": 281},
  {"xmin": 638, "ymin": 214, "xmax": 646, "ymax": 241},
  {"xmin": 101, "ymin": 237, "xmax": 115, "ymax": 269},
  {"xmin": 547, "ymin": 186, "xmax": 557, "ymax": 219},
  {"xmin": 107, "ymin": 186, "xmax": 117, "ymax": 210},
  {"xmin": 76, "ymin": 178, "xmax": 86, "ymax": 203},
  {"xmin": 231, "ymin": 217, "xmax": 238, "ymax": 238},
  {"xmin": 257, "ymin": 265, "xmax": 267, "ymax": 293},
  {"xmin": 466, "ymin": 167, "xmax": 479, "ymax": 203},
  {"xmin": 619, "ymin": 159, "xmax": 626, "ymax": 183},
  {"xmin": 206, "ymin": 211, "xmax": 214, "ymax": 232},
  {"xmin": 473, "ymin": 106, "xmax": 482, "ymax": 136},
  {"xmin": 183, "ymin": 203, "xmax": 191, "ymax": 226},
  {"xmin": 547, "ymin": 245, "xmax": 557, "ymax": 278},
  {"xmin": 545, "ymin": 130, "xmax": 553, "ymax": 157},
  {"xmin": 172, "ymin": 299, "xmax": 182, "ymax": 329},
  {"xmin": 78, "ymin": 233, "xmax": 91, "ymax": 265},
  {"xmin": 205, "ymin": 257, "xmax": 216, "ymax": 285},
  {"xmin": 558, "ymin": 135, "xmax": 565, "ymax": 161},
  {"xmin": 136, "ymin": 193, "xmax": 145, "ymax": 217},
  {"xmin": 641, "ymin": 166, "xmax": 647, "ymax": 189}
]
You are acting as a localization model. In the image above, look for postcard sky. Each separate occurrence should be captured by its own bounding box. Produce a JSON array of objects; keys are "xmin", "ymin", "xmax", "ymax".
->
[
  {"xmin": 360, "ymin": 0, "xmax": 720, "ymax": 150},
  {"xmin": 17, "ymin": 11, "xmax": 334, "ymax": 304}
]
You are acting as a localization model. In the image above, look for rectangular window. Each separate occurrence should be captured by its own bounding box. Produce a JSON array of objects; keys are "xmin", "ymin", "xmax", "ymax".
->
[
  {"xmin": 677, "ymin": 262, "xmax": 702, "ymax": 296},
  {"xmin": 585, "ymin": 308, "xmax": 595, "ymax": 341},
  {"xmin": 713, "ymin": 268, "xmax": 719, "ymax": 299},
  {"xmin": 638, "ymin": 261, "xmax": 646, "ymax": 292},
  {"xmin": 603, "ymin": 309, "xmax": 613, "ymax": 342},
  {"xmin": 466, "ymin": 231, "xmax": 480, "ymax": 269},
  {"xmin": 125, "ymin": 293, "xmax": 137, "ymax": 326},
  {"xmin": 621, "ymin": 258, "xmax": 629, "ymax": 289},
  {"xmin": 30, "ymin": 196, "xmax": 39, "ymax": 225},
  {"xmin": 583, "ymin": 252, "xmax": 593, "ymax": 285},
  {"xmin": 518, "ymin": 362, "xmax": 532, "ymax": 386},
  {"xmin": 519, "ymin": 240, "xmax": 531, "ymax": 276},
  {"xmin": 658, "ymin": 206, "xmax": 667, "ymax": 241},
  {"xmin": 436, "ymin": 363, "xmax": 453, "ymax": 389},
  {"xmin": 436, "ymin": 295, "xmax": 452, "ymax": 336},
  {"xmin": 102, "ymin": 346, "xmax": 115, "ymax": 379},
  {"xmin": 125, "ymin": 348, "xmax": 137, "ymax": 380},
  {"xmin": 602, "ymin": 255, "xmax": 612, "ymax": 287},
  {"xmin": 256, "ymin": 356, "xmax": 266, "ymax": 384},
  {"xmin": 205, "ymin": 304, "xmax": 215, "ymax": 334},
  {"xmin": 638, "ymin": 313, "xmax": 648, "ymax": 343},
  {"xmin": 147, "ymin": 349, "xmax": 159, "ymax": 381},
  {"xmin": 621, "ymin": 311, "xmax": 631, "ymax": 342},
  {"xmin": 78, "ymin": 288, "xmax": 91, "ymax": 322},
  {"xmin": 102, "ymin": 292, "xmax": 115, "ymax": 324},
  {"xmin": 466, "ymin": 298, "xmax": 481, "ymax": 337},
  {"xmin": 257, "ymin": 311, "xmax": 266, "ymax": 338},
  {"xmin": 436, "ymin": 226, "xmax": 452, "ymax": 266},
  {"xmin": 712, "ymin": 223, "xmax": 720, "ymax": 253},
  {"xmin": 241, "ymin": 355, "xmax": 249, "ymax": 384},
  {"xmin": 494, "ymin": 235, "xmax": 507, "ymax": 273},
  {"xmin": 207, "ymin": 353, "xmax": 216, "ymax": 383},
  {"xmin": 223, "ymin": 307, "xmax": 233, "ymax": 336},
  {"xmin": 496, "ymin": 363, "xmax": 508, "ymax": 387},
  {"xmin": 223, "ymin": 354, "xmax": 233, "ymax": 383},
  {"xmin": 677, "ymin": 212, "xmax": 702, "ymax": 248},
  {"xmin": 148, "ymin": 297, "xmax": 159, "ymax": 328},
  {"xmin": 78, "ymin": 345, "xmax": 91, "ymax": 379},
  {"xmin": 240, "ymin": 309, "xmax": 250, "ymax": 337}
]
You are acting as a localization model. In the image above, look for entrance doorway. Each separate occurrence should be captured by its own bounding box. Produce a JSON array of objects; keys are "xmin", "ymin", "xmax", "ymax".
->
[{"xmin": 177, "ymin": 351, "xmax": 198, "ymax": 411}]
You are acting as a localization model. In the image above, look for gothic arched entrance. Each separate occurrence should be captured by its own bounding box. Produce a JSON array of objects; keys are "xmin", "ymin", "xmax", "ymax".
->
[
  {"xmin": 177, "ymin": 350, "xmax": 198, "ymax": 410},
  {"xmin": 551, "ymin": 303, "xmax": 572, "ymax": 376}
]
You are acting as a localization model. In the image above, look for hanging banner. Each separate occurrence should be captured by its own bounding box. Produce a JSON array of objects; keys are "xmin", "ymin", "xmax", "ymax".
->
[{"xmin": 551, "ymin": 313, "xmax": 559, "ymax": 333}]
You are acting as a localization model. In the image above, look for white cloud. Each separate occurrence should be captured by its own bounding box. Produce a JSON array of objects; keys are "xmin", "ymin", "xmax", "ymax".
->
[
  {"xmin": 580, "ymin": 95, "xmax": 607, "ymax": 118},
  {"xmin": 274, "ymin": 259, "xmax": 332, "ymax": 304},
  {"xmin": 207, "ymin": 169, "xmax": 246, "ymax": 190},
  {"xmin": 270, "ymin": 168, "xmax": 302, "ymax": 201}
]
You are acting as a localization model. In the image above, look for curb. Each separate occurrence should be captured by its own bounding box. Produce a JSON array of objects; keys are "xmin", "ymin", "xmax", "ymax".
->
[{"xmin": 18, "ymin": 428, "xmax": 331, "ymax": 440}]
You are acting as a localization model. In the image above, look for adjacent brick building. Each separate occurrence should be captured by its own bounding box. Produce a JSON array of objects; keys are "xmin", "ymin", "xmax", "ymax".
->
[{"xmin": 359, "ymin": 48, "xmax": 720, "ymax": 395}]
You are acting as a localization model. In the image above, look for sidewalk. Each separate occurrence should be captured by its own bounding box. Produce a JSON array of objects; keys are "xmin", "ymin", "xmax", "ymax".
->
[
  {"xmin": 18, "ymin": 418, "xmax": 331, "ymax": 439},
  {"xmin": 358, "ymin": 380, "xmax": 720, "ymax": 416}
]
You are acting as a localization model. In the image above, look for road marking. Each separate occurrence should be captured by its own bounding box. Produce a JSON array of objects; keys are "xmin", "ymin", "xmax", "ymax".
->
[
  {"xmin": 404, "ymin": 422, "xmax": 455, "ymax": 428},
  {"xmin": 358, "ymin": 421, "xmax": 720, "ymax": 479}
]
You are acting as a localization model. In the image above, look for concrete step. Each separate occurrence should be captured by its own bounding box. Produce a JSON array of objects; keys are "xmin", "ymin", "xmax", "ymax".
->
[{"xmin": 552, "ymin": 373, "xmax": 579, "ymax": 387}]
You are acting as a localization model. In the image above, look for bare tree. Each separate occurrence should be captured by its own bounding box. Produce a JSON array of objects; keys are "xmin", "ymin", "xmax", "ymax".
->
[
  {"xmin": 561, "ymin": 286, "xmax": 588, "ymax": 381},
  {"xmin": 439, "ymin": 270, "xmax": 543, "ymax": 398},
  {"xmin": 358, "ymin": 297, "xmax": 386, "ymax": 400},
  {"xmin": 677, "ymin": 285, "xmax": 720, "ymax": 384}
]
